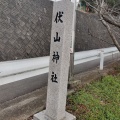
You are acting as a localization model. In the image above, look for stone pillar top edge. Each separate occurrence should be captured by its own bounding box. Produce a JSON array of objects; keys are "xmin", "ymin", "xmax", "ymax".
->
[{"xmin": 54, "ymin": 0, "xmax": 73, "ymax": 3}]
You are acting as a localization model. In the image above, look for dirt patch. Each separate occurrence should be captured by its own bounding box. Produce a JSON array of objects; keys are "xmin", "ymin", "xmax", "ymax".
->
[{"xmin": 68, "ymin": 60, "xmax": 120, "ymax": 90}]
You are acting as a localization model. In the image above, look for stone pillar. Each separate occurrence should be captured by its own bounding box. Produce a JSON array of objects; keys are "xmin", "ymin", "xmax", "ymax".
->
[{"xmin": 34, "ymin": 0, "xmax": 76, "ymax": 120}]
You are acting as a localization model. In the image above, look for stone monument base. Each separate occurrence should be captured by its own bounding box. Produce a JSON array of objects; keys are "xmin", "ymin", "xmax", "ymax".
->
[{"xmin": 33, "ymin": 110, "xmax": 76, "ymax": 120}]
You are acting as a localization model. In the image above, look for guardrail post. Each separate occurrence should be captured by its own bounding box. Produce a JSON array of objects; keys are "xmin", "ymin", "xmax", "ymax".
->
[{"xmin": 100, "ymin": 50, "xmax": 104, "ymax": 70}]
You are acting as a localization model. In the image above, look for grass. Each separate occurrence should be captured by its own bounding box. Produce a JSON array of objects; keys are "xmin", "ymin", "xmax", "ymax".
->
[{"xmin": 67, "ymin": 75, "xmax": 120, "ymax": 120}]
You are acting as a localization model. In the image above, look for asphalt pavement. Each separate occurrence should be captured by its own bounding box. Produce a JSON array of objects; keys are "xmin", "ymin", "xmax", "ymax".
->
[{"xmin": 0, "ymin": 53, "xmax": 120, "ymax": 104}]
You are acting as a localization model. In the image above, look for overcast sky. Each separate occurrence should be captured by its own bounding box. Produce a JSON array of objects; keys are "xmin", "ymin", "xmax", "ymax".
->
[{"xmin": 50, "ymin": 0, "xmax": 79, "ymax": 3}]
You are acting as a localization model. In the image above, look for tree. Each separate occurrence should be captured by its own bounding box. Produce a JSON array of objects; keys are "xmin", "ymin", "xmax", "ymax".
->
[
  {"xmin": 107, "ymin": 0, "xmax": 120, "ymax": 7},
  {"xmin": 83, "ymin": 0, "xmax": 120, "ymax": 51}
]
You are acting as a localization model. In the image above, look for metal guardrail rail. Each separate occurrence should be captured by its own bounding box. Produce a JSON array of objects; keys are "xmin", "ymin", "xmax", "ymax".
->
[{"xmin": 0, "ymin": 47, "xmax": 119, "ymax": 86}]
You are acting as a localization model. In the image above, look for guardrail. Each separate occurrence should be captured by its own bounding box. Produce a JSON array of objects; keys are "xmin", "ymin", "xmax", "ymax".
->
[{"xmin": 0, "ymin": 47, "xmax": 119, "ymax": 86}]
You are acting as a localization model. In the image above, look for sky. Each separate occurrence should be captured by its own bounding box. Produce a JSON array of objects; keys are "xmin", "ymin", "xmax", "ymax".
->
[{"xmin": 50, "ymin": 0, "xmax": 79, "ymax": 3}]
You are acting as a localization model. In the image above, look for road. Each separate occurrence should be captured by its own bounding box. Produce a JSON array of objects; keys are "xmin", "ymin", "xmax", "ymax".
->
[{"xmin": 0, "ymin": 53, "xmax": 120, "ymax": 104}]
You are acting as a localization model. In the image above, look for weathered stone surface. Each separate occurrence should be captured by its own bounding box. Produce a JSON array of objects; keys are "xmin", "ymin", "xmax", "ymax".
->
[
  {"xmin": 75, "ymin": 11, "xmax": 114, "ymax": 52},
  {"xmin": 0, "ymin": 0, "xmax": 53, "ymax": 61},
  {"xmin": 34, "ymin": 0, "xmax": 76, "ymax": 120},
  {"xmin": 34, "ymin": 111, "xmax": 76, "ymax": 120}
]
